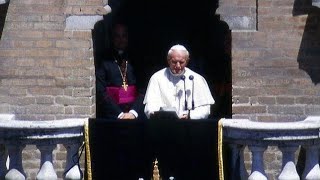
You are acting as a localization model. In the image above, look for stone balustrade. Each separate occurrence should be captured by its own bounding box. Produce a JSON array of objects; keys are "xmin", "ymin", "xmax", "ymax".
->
[
  {"xmin": 220, "ymin": 116, "xmax": 320, "ymax": 180},
  {"xmin": 0, "ymin": 114, "xmax": 86, "ymax": 180}
]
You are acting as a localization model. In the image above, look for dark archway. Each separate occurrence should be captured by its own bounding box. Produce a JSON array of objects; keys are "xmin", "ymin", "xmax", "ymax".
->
[
  {"xmin": 0, "ymin": 2, "xmax": 9, "ymax": 40},
  {"xmin": 294, "ymin": 0, "xmax": 320, "ymax": 84},
  {"xmin": 92, "ymin": 0, "xmax": 232, "ymax": 119}
]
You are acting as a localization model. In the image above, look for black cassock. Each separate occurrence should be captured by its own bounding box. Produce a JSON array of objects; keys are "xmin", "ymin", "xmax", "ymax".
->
[
  {"xmin": 96, "ymin": 56, "xmax": 145, "ymax": 120},
  {"xmin": 94, "ymin": 56, "xmax": 149, "ymax": 179}
]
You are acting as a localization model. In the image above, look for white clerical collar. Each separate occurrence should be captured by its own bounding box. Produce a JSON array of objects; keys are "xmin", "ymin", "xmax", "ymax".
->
[{"xmin": 168, "ymin": 68, "xmax": 185, "ymax": 77}]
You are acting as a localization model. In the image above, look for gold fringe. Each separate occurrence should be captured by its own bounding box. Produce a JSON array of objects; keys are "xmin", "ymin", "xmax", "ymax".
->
[
  {"xmin": 84, "ymin": 119, "xmax": 92, "ymax": 180},
  {"xmin": 218, "ymin": 119, "xmax": 224, "ymax": 180}
]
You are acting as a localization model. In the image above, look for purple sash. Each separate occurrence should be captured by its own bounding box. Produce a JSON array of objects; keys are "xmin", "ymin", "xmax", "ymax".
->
[{"xmin": 105, "ymin": 86, "xmax": 137, "ymax": 104}]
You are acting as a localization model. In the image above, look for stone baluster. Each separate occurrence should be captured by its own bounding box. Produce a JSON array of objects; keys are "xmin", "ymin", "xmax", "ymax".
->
[
  {"xmin": 228, "ymin": 144, "xmax": 240, "ymax": 179},
  {"xmin": 278, "ymin": 146, "xmax": 299, "ymax": 180},
  {"xmin": 64, "ymin": 143, "xmax": 83, "ymax": 180},
  {"xmin": 0, "ymin": 144, "xmax": 8, "ymax": 179},
  {"xmin": 301, "ymin": 145, "xmax": 320, "ymax": 180},
  {"xmin": 248, "ymin": 146, "xmax": 267, "ymax": 180},
  {"xmin": 239, "ymin": 145, "xmax": 249, "ymax": 180},
  {"xmin": 5, "ymin": 144, "xmax": 26, "ymax": 180},
  {"xmin": 228, "ymin": 144, "xmax": 248, "ymax": 180},
  {"xmin": 36, "ymin": 145, "xmax": 57, "ymax": 180}
]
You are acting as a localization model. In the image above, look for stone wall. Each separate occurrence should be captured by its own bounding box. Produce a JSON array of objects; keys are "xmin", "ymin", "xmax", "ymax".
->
[
  {"xmin": 0, "ymin": 0, "xmax": 105, "ymax": 121},
  {"xmin": 0, "ymin": 0, "xmax": 106, "ymax": 178},
  {"xmin": 218, "ymin": 0, "xmax": 320, "ymax": 122},
  {"xmin": 217, "ymin": 0, "xmax": 320, "ymax": 179},
  {"xmin": 1, "ymin": 0, "xmax": 320, "ymax": 179}
]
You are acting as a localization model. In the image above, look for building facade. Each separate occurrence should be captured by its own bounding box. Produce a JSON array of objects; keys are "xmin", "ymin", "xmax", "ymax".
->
[{"xmin": 0, "ymin": 0, "xmax": 320, "ymax": 179}]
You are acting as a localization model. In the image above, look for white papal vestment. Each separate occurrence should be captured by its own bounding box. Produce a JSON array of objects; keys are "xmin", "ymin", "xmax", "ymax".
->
[{"xmin": 143, "ymin": 67, "xmax": 215, "ymax": 119}]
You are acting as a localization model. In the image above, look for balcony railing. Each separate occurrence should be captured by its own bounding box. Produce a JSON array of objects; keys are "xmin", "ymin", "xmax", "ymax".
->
[
  {"xmin": 0, "ymin": 114, "xmax": 86, "ymax": 180},
  {"xmin": 220, "ymin": 116, "xmax": 320, "ymax": 180},
  {"xmin": 2, "ymin": 114, "xmax": 320, "ymax": 180}
]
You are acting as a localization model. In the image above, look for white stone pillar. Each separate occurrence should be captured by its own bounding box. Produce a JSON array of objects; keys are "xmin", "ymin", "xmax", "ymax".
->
[
  {"xmin": 248, "ymin": 146, "xmax": 267, "ymax": 180},
  {"xmin": 36, "ymin": 145, "xmax": 57, "ymax": 180},
  {"xmin": 64, "ymin": 143, "xmax": 83, "ymax": 180},
  {"xmin": 278, "ymin": 146, "xmax": 299, "ymax": 180},
  {"xmin": 5, "ymin": 145, "xmax": 26, "ymax": 180},
  {"xmin": 302, "ymin": 145, "xmax": 320, "ymax": 180}
]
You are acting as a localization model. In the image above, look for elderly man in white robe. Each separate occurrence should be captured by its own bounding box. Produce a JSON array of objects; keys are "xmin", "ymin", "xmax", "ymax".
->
[{"xmin": 143, "ymin": 44, "xmax": 215, "ymax": 119}]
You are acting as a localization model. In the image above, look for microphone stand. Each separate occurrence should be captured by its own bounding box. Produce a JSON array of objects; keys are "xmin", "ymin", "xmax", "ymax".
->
[
  {"xmin": 189, "ymin": 75, "xmax": 195, "ymax": 110},
  {"xmin": 180, "ymin": 75, "xmax": 187, "ymax": 111}
]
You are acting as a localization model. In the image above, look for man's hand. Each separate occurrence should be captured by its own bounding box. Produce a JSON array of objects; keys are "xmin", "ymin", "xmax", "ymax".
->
[
  {"xmin": 179, "ymin": 114, "xmax": 189, "ymax": 120},
  {"xmin": 119, "ymin": 112, "xmax": 136, "ymax": 119}
]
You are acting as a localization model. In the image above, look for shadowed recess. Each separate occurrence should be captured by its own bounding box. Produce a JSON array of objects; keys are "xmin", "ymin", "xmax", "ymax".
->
[
  {"xmin": 0, "ymin": 2, "xmax": 9, "ymax": 40},
  {"xmin": 294, "ymin": 0, "xmax": 320, "ymax": 84}
]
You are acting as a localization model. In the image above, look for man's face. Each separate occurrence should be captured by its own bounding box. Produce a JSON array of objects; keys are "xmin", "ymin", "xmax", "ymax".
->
[
  {"xmin": 167, "ymin": 50, "xmax": 188, "ymax": 75},
  {"xmin": 112, "ymin": 24, "xmax": 128, "ymax": 51}
]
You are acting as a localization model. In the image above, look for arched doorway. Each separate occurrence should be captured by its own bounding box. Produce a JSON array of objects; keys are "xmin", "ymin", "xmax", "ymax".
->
[{"xmin": 93, "ymin": 0, "xmax": 232, "ymax": 119}]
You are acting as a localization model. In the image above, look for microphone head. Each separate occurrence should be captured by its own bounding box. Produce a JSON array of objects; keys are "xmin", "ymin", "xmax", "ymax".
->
[
  {"xmin": 180, "ymin": 75, "xmax": 186, "ymax": 80},
  {"xmin": 189, "ymin": 75, "xmax": 194, "ymax": 80}
]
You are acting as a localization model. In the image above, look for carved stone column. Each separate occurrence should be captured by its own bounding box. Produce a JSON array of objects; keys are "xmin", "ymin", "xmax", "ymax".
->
[
  {"xmin": 228, "ymin": 144, "xmax": 248, "ymax": 180},
  {"xmin": 302, "ymin": 145, "xmax": 320, "ymax": 180},
  {"xmin": 36, "ymin": 145, "xmax": 57, "ymax": 180},
  {"xmin": 248, "ymin": 146, "xmax": 267, "ymax": 180},
  {"xmin": 5, "ymin": 145, "xmax": 26, "ymax": 180},
  {"xmin": 278, "ymin": 146, "xmax": 299, "ymax": 180},
  {"xmin": 64, "ymin": 143, "xmax": 83, "ymax": 180}
]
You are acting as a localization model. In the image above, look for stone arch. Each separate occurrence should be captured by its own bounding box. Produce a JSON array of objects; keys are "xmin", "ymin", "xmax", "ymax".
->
[{"xmin": 92, "ymin": 0, "xmax": 232, "ymax": 119}]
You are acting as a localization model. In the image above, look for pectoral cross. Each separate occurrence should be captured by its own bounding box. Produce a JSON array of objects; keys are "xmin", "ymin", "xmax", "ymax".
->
[{"xmin": 122, "ymin": 81, "xmax": 128, "ymax": 91}]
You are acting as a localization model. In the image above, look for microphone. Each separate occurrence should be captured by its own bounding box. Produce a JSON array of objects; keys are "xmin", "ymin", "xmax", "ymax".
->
[
  {"xmin": 189, "ymin": 75, "xmax": 195, "ymax": 110},
  {"xmin": 180, "ymin": 75, "xmax": 188, "ymax": 110}
]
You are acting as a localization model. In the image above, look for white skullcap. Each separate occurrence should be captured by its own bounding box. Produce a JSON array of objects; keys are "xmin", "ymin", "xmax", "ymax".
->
[{"xmin": 168, "ymin": 44, "xmax": 189, "ymax": 57}]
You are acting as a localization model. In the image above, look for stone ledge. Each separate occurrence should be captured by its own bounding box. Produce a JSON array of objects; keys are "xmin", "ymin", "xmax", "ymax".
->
[
  {"xmin": 0, "ymin": 0, "xmax": 8, "ymax": 5},
  {"xmin": 221, "ymin": 116, "xmax": 320, "ymax": 144},
  {"xmin": 0, "ymin": 114, "xmax": 15, "ymax": 120},
  {"xmin": 66, "ymin": 15, "xmax": 104, "ymax": 30},
  {"xmin": 313, "ymin": 0, "xmax": 320, "ymax": 8},
  {"xmin": 0, "ymin": 116, "xmax": 87, "ymax": 144},
  {"xmin": 222, "ymin": 116, "xmax": 320, "ymax": 130},
  {"xmin": 65, "ymin": 5, "xmax": 111, "ymax": 30}
]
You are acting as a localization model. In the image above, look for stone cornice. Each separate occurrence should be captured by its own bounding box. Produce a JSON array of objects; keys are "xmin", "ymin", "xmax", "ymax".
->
[
  {"xmin": 0, "ymin": 0, "xmax": 8, "ymax": 5},
  {"xmin": 313, "ymin": 0, "xmax": 320, "ymax": 8}
]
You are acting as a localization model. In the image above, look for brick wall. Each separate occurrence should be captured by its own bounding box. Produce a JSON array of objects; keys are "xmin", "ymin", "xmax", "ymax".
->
[
  {"xmin": 218, "ymin": 0, "xmax": 320, "ymax": 122},
  {"xmin": 0, "ymin": 0, "xmax": 105, "ymax": 179},
  {"xmin": 0, "ymin": 0, "xmax": 103, "ymax": 121},
  {"xmin": 1, "ymin": 0, "xmax": 320, "ymax": 179},
  {"xmin": 217, "ymin": 0, "xmax": 320, "ymax": 179}
]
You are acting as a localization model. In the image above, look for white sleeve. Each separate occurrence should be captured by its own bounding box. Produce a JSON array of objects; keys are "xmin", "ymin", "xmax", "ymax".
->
[
  {"xmin": 129, "ymin": 110, "xmax": 138, "ymax": 118},
  {"xmin": 143, "ymin": 75, "xmax": 162, "ymax": 118},
  {"xmin": 189, "ymin": 104, "xmax": 211, "ymax": 119}
]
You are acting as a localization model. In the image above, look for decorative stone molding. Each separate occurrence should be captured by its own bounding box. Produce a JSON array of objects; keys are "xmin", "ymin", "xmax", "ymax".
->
[
  {"xmin": 0, "ymin": 115, "xmax": 86, "ymax": 179},
  {"xmin": 220, "ymin": 16, "xmax": 256, "ymax": 31},
  {"xmin": 221, "ymin": 116, "xmax": 320, "ymax": 179},
  {"xmin": 0, "ymin": 114, "xmax": 14, "ymax": 121},
  {"xmin": 0, "ymin": 0, "xmax": 9, "ymax": 5},
  {"xmin": 65, "ymin": 5, "xmax": 111, "ymax": 30},
  {"xmin": 216, "ymin": 0, "xmax": 257, "ymax": 31},
  {"xmin": 313, "ymin": 0, "xmax": 320, "ymax": 8}
]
